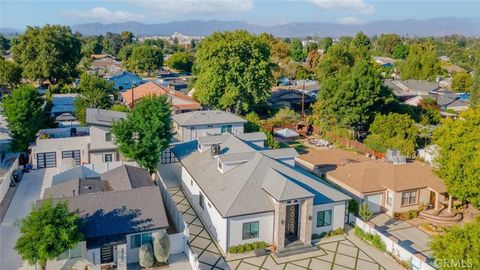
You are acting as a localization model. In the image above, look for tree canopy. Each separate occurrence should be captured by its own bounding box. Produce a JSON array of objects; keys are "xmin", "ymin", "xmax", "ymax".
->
[
  {"xmin": 399, "ymin": 42, "xmax": 441, "ymax": 81},
  {"xmin": 12, "ymin": 25, "xmax": 81, "ymax": 84},
  {"xmin": 0, "ymin": 57, "xmax": 22, "ymax": 89},
  {"xmin": 433, "ymin": 107, "xmax": 480, "ymax": 207},
  {"xmin": 289, "ymin": 39, "xmax": 306, "ymax": 62},
  {"xmin": 451, "ymin": 71, "xmax": 473, "ymax": 93},
  {"xmin": 193, "ymin": 30, "xmax": 273, "ymax": 114},
  {"xmin": 470, "ymin": 48, "xmax": 480, "ymax": 106},
  {"xmin": 3, "ymin": 85, "xmax": 45, "ymax": 151},
  {"xmin": 74, "ymin": 73, "xmax": 114, "ymax": 125},
  {"xmin": 126, "ymin": 45, "xmax": 163, "ymax": 76},
  {"xmin": 112, "ymin": 95, "xmax": 172, "ymax": 173},
  {"xmin": 165, "ymin": 52, "xmax": 194, "ymax": 72},
  {"xmin": 375, "ymin": 34, "xmax": 402, "ymax": 56},
  {"xmin": 430, "ymin": 217, "xmax": 480, "ymax": 270},
  {"xmin": 364, "ymin": 113, "xmax": 418, "ymax": 157},
  {"xmin": 15, "ymin": 199, "xmax": 83, "ymax": 270}
]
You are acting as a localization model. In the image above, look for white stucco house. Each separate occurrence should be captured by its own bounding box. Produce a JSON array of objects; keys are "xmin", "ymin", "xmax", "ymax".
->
[
  {"xmin": 172, "ymin": 110, "xmax": 247, "ymax": 142},
  {"xmin": 171, "ymin": 133, "xmax": 350, "ymax": 254},
  {"xmin": 30, "ymin": 109, "xmax": 127, "ymax": 169}
]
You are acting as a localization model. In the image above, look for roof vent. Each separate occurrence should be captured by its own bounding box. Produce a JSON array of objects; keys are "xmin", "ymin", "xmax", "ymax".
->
[{"xmin": 386, "ymin": 149, "xmax": 406, "ymax": 164}]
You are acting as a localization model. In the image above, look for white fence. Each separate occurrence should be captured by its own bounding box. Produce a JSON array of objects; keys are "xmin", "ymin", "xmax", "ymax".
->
[
  {"xmin": 0, "ymin": 156, "xmax": 19, "ymax": 205},
  {"xmin": 156, "ymin": 172, "xmax": 200, "ymax": 270},
  {"xmin": 351, "ymin": 214, "xmax": 436, "ymax": 270}
]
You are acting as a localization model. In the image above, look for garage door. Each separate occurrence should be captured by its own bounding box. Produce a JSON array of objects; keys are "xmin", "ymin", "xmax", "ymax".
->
[
  {"xmin": 37, "ymin": 152, "xmax": 56, "ymax": 168},
  {"xmin": 62, "ymin": 150, "xmax": 81, "ymax": 165},
  {"xmin": 365, "ymin": 193, "xmax": 383, "ymax": 213}
]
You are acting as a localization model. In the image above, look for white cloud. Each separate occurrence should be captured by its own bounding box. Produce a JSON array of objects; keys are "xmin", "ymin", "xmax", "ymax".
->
[
  {"xmin": 131, "ymin": 0, "xmax": 254, "ymax": 16},
  {"xmin": 309, "ymin": 0, "xmax": 374, "ymax": 14},
  {"xmin": 337, "ymin": 16, "xmax": 365, "ymax": 25},
  {"xmin": 62, "ymin": 7, "xmax": 146, "ymax": 23}
]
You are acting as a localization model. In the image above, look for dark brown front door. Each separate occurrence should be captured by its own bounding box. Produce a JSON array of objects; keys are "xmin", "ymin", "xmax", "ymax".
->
[
  {"xmin": 429, "ymin": 191, "xmax": 436, "ymax": 208},
  {"xmin": 285, "ymin": 204, "xmax": 299, "ymax": 242}
]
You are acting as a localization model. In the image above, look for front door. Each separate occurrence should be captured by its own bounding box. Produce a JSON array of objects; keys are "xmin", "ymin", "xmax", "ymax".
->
[
  {"xmin": 285, "ymin": 204, "xmax": 299, "ymax": 242},
  {"xmin": 429, "ymin": 190, "xmax": 436, "ymax": 209}
]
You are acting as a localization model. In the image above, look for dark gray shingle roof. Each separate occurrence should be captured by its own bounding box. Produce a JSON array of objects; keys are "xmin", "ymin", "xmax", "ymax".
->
[
  {"xmin": 86, "ymin": 108, "xmax": 127, "ymax": 127},
  {"xmin": 172, "ymin": 110, "xmax": 247, "ymax": 126}
]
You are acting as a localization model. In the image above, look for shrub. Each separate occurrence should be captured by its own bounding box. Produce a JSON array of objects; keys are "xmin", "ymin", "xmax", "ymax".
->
[
  {"xmin": 139, "ymin": 243, "xmax": 154, "ymax": 268},
  {"xmin": 228, "ymin": 246, "xmax": 238, "ymax": 254},
  {"xmin": 348, "ymin": 200, "xmax": 359, "ymax": 216},
  {"xmin": 394, "ymin": 210, "xmax": 419, "ymax": 220},
  {"xmin": 320, "ymin": 232, "xmax": 327, "ymax": 238},
  {"xmin": 328, "ymin": 228, "xmax": 344, "ymax": 237},
  {"xmin": 244, "ymin": 243, "xmax": 253, "ymax": 252},
  {"xmin": 237, "ymin": 245, "xmax": 245, "ymax": 253},
  {"xmin": 252, "ymin": 241, "xmax": 267, "ymax": 249},
  {"xmin": 371, "ymin": 235, "xmax": 386, "ymax": 252},
  {"xmin": 354, "ymin": 226, "xmax": 365, "ymax": 238},
  {"xmin": 312, "ymin": 233, "xmax": 321, "ymax": 240},
  {"xmin": 354, "ymin": 226, "xmax": 386, "ymax": 252},
  {"xmin": 359, "ymin": 203, "xmax": 373, "ymax": 221}
]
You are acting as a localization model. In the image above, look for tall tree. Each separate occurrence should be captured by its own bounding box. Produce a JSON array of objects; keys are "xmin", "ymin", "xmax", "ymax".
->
[
  {"xmin": 399, "ymin": 42, "xmax": 441, "ymax": 81},
  {"xmin": 15, "ymin": 199, "xmax": 83, "ymax": 270},
  {"xmin": 112, "ymin": 95, "xmax": 172, "ymax": 173},
  {"xmin": 12, "ymin": 25, "xmax": 81, "ymax": 84},
  {"xmin": 165, "ymin": 52, "xmax": 194, "ymax": 72},
  {"xmin": 320, "ymin": 37, "xmax": 333, "ymax": 52},
  {"xmin": 74, "ymin": 73, "xmax": 114, "ymax": 125},
  {"xmin": 471, "ymin": 48, "xmax": 480, "ymax": 106},
  {"xmin": 3, "ymin": 85, "xmax": 45, "ymax": 151},
  {"xmin": 193, "ymin": 30, "xmax": 273, "ymax": 114},
  {"xmin": 451, "ymin": 71, "xmax": 473, "ymax": 93},
  {"xmin": 314, "ymin": 44, "xmax": 354, "ymax": 80},
  {"xmin": 0, "ymin": 57, "xmax": 22, "ymax": 88},
  {"xmin": 289, "ymin": 38, "xmax": 306, "ymax": 62},
  {"xmin": 351, "ymin": 31, "xmax": 371, "ymax": 50},
  {"xmin": 430, "ymin": 217, "xmax": 480, "ymax": 270},
  {"xmin": 259, "ymin": 33, "xmax": 291, "ymax": 80},
  {"xmin": 0, "ymin": 34, "xmax": 10, "ymax": 55},
  {"xmin": 81, "ymin": 36, "xmax": 103, "ymax": 57},
  {"xmin": 364, "ymin": 113, "xmax": 418, "ymax": 157},
  {"xmin": 126, "ymin": 45, "xmax": 163, "ymax": 76},
  {"xmin": 376, "ymin": 34, "xmax": 401, "ymax": 56},
  {"xmin": 433, "ymin": 107, "xmax": 480, "ymax": 207},
  {"xmin": 392, "ymin": 44, "xmax": 409, "ymax": 59},
  {"xmin": 120, "ymin": 31, "xmax": 134, "ymax": 47},
  {"xmin": 102, "ymin": 32, "xmax": 122, "ymax": 56}
]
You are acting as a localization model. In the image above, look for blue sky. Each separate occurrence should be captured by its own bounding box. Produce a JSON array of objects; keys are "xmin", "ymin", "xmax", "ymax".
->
[{"xmin": 1, "ymin": 0, "xmax": 479, "ymax": 29}]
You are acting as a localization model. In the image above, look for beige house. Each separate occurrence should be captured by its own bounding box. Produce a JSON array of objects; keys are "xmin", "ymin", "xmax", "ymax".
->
[{"xmin": 297, "ymin": 148, "xmax": 451, "ymax": 216}]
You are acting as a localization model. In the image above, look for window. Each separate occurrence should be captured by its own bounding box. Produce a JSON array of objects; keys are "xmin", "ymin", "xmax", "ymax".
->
[
  {"xmin": 199, "ymin": 192, "xmax": 205, "ymax": 210},
  {"xmin": 401, "ymin": 190, "xmax": 417, "ymax": 206},
  {"xmin": 58, "ymin": 243, "xmax": 82, "ymax": 260},
  {"xmin": 387, "ymin": 191, "xmax": 393, "ymax": 206},
  {"xmin": 104, "ymin": 154, "xmax": 113, "ymax": 162},
  {"xmin": 242, "ymin": 221, "xmax": 259, "ymax": 240},
  {"xmin": 105, "ymin": 132, "xmax": 112, "ymax": 142},
  {"xmin": 218, "ymin": 161, "xmax": 223, "ymax": 171},
  {"xmin": 316, "ymin": 210, "xmax": 332, "ymax": 227},
  {"xmin": 130, "ymin": 232, "xmax": 153, "ymax": 249},
  {"xmin": 221, "ymin": 125, "xmax": 232, "ymax": 133}
]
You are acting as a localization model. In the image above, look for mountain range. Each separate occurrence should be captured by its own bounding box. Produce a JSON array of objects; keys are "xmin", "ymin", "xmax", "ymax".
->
[{"xmin": 2, "ymin": 18, "xmax": 479, "ymax": 37}]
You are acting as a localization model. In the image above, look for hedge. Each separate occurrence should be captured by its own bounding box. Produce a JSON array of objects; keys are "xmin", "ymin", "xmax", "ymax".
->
[{"xmin": 228, "ymin": 241, "xmax": 268, "ymax": 254}]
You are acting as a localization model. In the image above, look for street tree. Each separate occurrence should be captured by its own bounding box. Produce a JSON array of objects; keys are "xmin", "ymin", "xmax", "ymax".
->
[
  {"xmin": 12, "ymin": 25, "xmax": 81, "ymax": 84},
  {"xmin": 0, "ymin": 57, "xmax": 22, "ymax": 88},
  {"xmin": 74, "ymin": 73, "xmax": 114, "ymax": 125},
  {"xmin": 112, "ymin": 95, "xmax": 172, "ymax": 173},
  {"xmin": 399, "ymin": 42, "xmax": 441, "ymax": 81},
  {"xmin": 165, "ymin": 52, "xmax": 194, "ymax": 72},
  {"xmin": 433, "ymin": 107, "xmax": 480, "ymax": 207},
  {"xmin": 126, "ymin": 45, "xmax": 163, "ymax": 76},
  {"xmin": 193, "ymin": 30, "xmax": 273, "ymax": 114},
  {"xmin": 364, "ymin": 113, "xmax": 418, "ymax": 157},
  {"xmin": 15, "ymin": 199, "xmax": 83, "ymax": 270},
  {"xmin": 3, "ymin": 85, "xmax": 45, "ymax": 151}
]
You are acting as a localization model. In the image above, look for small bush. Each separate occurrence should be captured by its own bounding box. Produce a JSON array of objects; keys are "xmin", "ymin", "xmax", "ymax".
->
[
  {"xmin": 348, "ymin": 200, "xmax": 359, "ymax": 215},
  {"xmin": 254, "ymin": 241, "xmax": 267, "ymax": 249},
  {"xmin": 312, "ymin": 233, "xmax": 321, "ymax": 239},
  {"xmin": 394, "ymin": 210, "xmax": 419, "ymax": 220},
  {"xmin": 359, "ymin": 203, "xmax": 373, "ymax": 221},
  {"xmin": 328, "ymin": 228, "xmax": 344, "ymax": 237},
  {"xmin": 371, "ymin": 235, "xmax": 386, "ymax": 252},
  {"xmin": 320, "ymin": 232, "xmax": 327, "ymax": 238},
  {"xmin": 354, "ymin": 226, "xmax": 365, "ymax": 238},
  {"xmin": 228, "ymin": 246, "xmax": 238, "ymax": 254},
  {"xmin": 237, "ymin": 245, "xmax": 245, "ymax": 253},
  {"xmin": 244, "ymin": 243, "xmax": 253, "ymax": 252},
  {"xmin": 354, "ymin": 226, "xmax": 386, "ymax": 252}
]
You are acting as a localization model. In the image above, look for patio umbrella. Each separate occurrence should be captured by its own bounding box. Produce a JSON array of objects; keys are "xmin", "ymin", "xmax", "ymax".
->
[
  {"xmin": 55, "ymin": 112, "xmax": 77, "ymax": 122},
  {"xmin": 274, "ymin": 128, "xmax": 299, "ymax": 138}
]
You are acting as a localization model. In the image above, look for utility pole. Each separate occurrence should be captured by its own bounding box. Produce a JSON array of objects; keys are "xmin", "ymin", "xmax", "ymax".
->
[
  {"xmin": 301, "ymin": 81, "xmax": 305, "ymax": 120},
  {"xmin": 131, "ymin": 83, "xmax": 136, "ymax": 109}
]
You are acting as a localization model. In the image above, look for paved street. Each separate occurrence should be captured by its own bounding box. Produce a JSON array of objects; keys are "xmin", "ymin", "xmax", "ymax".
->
[
  {"xmin": 169, "ymin": 187, "xmax": 403, "ymax": 270},
  {"xmin": 0, "ymin": 168, "xmax": 55, "ymax": 270}
]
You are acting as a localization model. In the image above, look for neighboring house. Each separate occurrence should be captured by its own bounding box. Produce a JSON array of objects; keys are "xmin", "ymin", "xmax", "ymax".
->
[
  {"xmin": 121, "ymin": 81, "xmax": 202, "ymax": 113},
  {"xmin": 171, "ymin": 133, "xmax": 350, "ymax": 254},
  {"xmin": 90, "ymin": 58, "xmax": 123, "ymax": 77},
  {"xmin": 172, "ymin": 110, "xmax": 248, "ymax": 141},
  {"xmin": 297, "ymin": 148, "xmax": 450, "ymax": 216},
  {"xmin": 106, "ymin": 71, "xmax": 145, "ymax": 91},
  {"xmin": 294, "ymin": 80, "xmax": 319, "ymax": 94},
  {"xmin": 50, "ymin": 93, "xmax": 77, "ymax": 118},
  {"xmin": 40, "ymin": 165, "xmax": 170, "ymax": 269},
  {"xmin": 268, "ymin": 88, "xmax": 316, "ymax": 110},
  {"xmin": 373, "ymin": 56, "xmax": 395, "ymax": 67},
  {"xmin": 30, "ymin": 109, "xmax": 126, "ymax": 169}
]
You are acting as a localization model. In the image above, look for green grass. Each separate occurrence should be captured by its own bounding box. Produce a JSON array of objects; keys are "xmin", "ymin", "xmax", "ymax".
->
[{"xmin": 279, "ymin": 141, "xmax": 309, "ymax": 154}]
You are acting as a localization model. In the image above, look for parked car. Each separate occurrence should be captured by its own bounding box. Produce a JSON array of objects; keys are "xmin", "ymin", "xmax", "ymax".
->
[{"xmin": 9, "ymin": 169, "xmax": 23, "ymax": 187}]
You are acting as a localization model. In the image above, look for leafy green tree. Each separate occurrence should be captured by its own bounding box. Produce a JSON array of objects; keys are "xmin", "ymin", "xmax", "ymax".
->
[
  {"xmin": 399, "ymin": 42, "xmax": 441, "ymax": 81},
  {"xmin": 3, "ymin": 85, "xmax": 45, "ymax": 151},
  {"xmin": 451, "ymin": 71, "xmax": 473, "ymax": 92},
  {"xmin": 143, "ymin": 39, "xmax": 165, "ymax": 49},
  {"xmin": 74, "ymin": 73, "xmax": 114, "ymax": 125},
  {"xmin": 430, "ymin": 217, "xmax": 480, "ymax": 270},
  {"xmin": 81, "ymin": 37, "xmax": 103, "ymax": 57},
  {"xmin": 12, "ymin": 25, "xmax": 81, "ymax": 84},
  {"xmin": 102, "ymin": 32, "xmax": 122, "ymax": 56},
  {"xmin": 120, "ymin": 31, "xmax": 134, "ymax": 47},
  {"xmin": 470, "ymin": 48, "xmax": 480, "ymax": 106},
  {"xmin": 314, "ymin": 44, "xmax": 354, "ymax": 80},
  {"xmin": 165, "ymin": 52, "xmax": 194, "ymax": 72},
  {"xmin": 15, "ymin": 199, "xmax": 83, "ymax": 270},
  {"xmin": 313, "ymin": 58, "xmax": 394, "ymax": 134},
  {"xmin": 111, "ymin": 103, "xmax": 130, "ymax": 112},
  {"xmin": 268, "ymin": 108, "xmax": 298, "ymax": 127},
  {"xmin": 117, "ymin": 44, "xmax": 135, "ymax": 62},
  {"xmin": 289, "ymin": 39, "xmax": 306, "ymax": 62},
  {"xmin": 0, "ymin": 57, "xmax": 22, "ymax": 88},
  {"xmin": 0, "ymin": 34, "xmax": 10, "ymax": 55},
  {"xmin": 392, "ymin": 44, "xmax": 409, "ymax": 59},
  {"xmin": 433, "ymin": 108, "xmax": 480, "ymax": 206},
  {"xmin": 376, "ymin": 34, "xmax": 401, "ymax": 56},
  {"xmin": 320, "ymin": 37, "xmax": 333, "ymax": 52},
  {"xmin": 193, "ymin": 30, "xmax": 273, "ymax": 114},
  {"xmin": 351, "ymin": 31, "xmax": 371, "ymax": 50},
  {"xmin": 112, "ymin": 95, "xmax": 172, "ymax": 173},
  {"xmin": 259, "ymin": 33, "xmax": 291, "ymax": 80},
  {"xmin": 126, "ymin": 45, "xmax": 163, "ymax": 76},
  {"xmin": 418, "ymin": 97, "xmax": 441, "ymax": 125},
  {"xmin": 364, "ymin": 113, "xmax": 418, "ymax": 157},
  {"xmin": 244, "ymin": 112, "xmax": 262, "ymax": 132}
]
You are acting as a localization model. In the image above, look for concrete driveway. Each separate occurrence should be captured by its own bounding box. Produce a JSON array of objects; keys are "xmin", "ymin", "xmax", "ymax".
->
[
  {"xmin": 0, "ymin": 168, "xmax": 54, "ymax": 270},
  {"xmin": 370, "ymin": 214, "xmax": 433, "ymax": 259}
]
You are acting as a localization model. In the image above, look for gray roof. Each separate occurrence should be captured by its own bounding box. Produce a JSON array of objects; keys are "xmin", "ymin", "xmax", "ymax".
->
[
  {"xmin": 172, "ymin": 134, "xmax": 350, "ymax": 218},
  {"xmin": 52, "ymin": 166, "xmax": 101, "ymax": 186},
  {"xmin": 235, "ymin": 132, "xmax": 267, "ymax": 141},
  {"xmin": 46, "ymin": 187, "xmax": 168, "ymax": 242},
  {"xmin": 86, "ymin": 108, "xmax": 127, "ymax": 127},
  {"xmin": 385, "ymin": 79, "xmax": 438, "ymax": 98},
  {"xmin": 101, "ymin": 165, "xmax": 154, "ymax": 191},
  {"xmin": 260, "ymin": 148, "xmax": 299, "ymax": 159},
  {"xmin": 172, "ymin": 110, "xmax": 247, "ymax": 126},
  {"xmin": 261, "ymin": 168, "xmax": 313, "ymax": 201},
  {"xmin": 44, "ymin": 178, "xmax": 111, "ymax": 198}
]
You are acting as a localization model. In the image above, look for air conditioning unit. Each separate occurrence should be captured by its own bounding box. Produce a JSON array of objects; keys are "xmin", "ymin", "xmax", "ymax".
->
[{"xmin": 211, "ymin": 144, "xmax": 221, "ymax": 156}]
